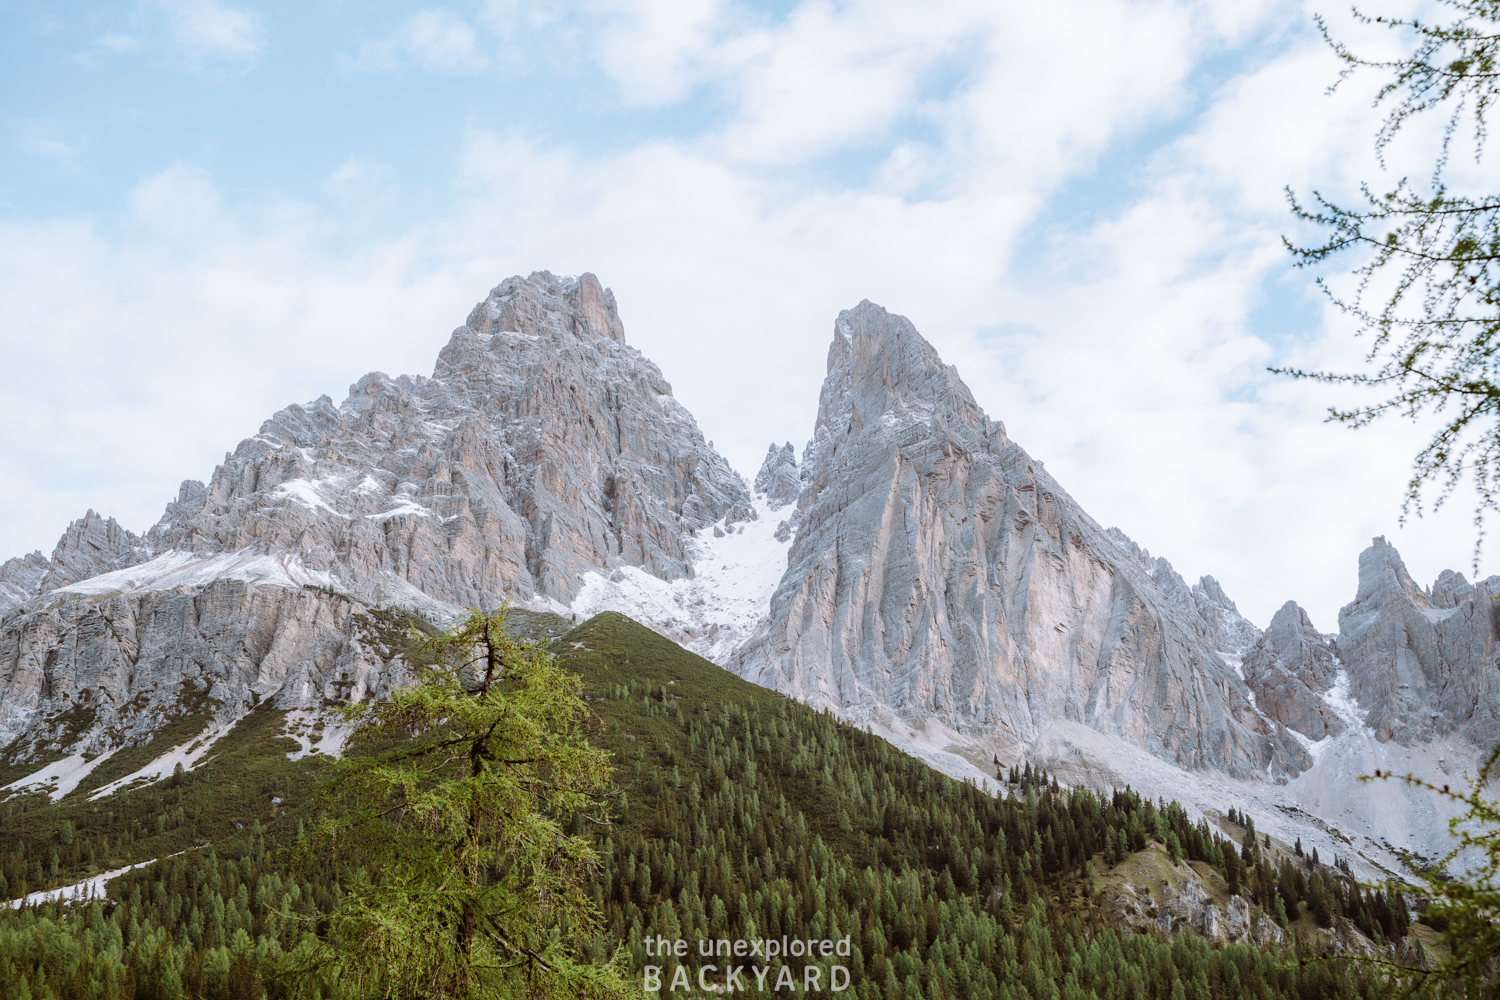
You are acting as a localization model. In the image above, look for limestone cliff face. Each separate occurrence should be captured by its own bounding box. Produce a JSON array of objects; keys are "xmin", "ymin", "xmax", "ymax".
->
[
  {"xmin": 0, "ymin": 271, "xmax": 747, "ymax": 752},
  {"xmin": 39, "ymin": 512, "xmax": 148, "ymax": 594},
  {"xmin": 0, "ymin": 553, "xmax": 48, "ymax": 615},
  {"xmin": 0, "ymin": 514, "xmax": 151, "ymax": 618},
  {"xmin": 146, "ymin": 271, "xmax": 746, "ymax": 608},
  {"xmin": 1336, "ymin": 537, "xmax": 1500, "ymax": 745},
  {"xmin": 0, "ymin": 583, "xmax": 391, "ymax": 756},
  {"xmin": 1242, "ymin": 602, "xmax": 1343, "ymax": 740},
  {"xmin": 754, "ymin": 443, "xmax": 802, "ymax": 510},
  {"xmin": 1107, "ymin": 529, "xmax": 1262, "ymax": 656},
  {"xmin": 731, "ymin": 300, "xmax": 1306, "ymax": 779}
]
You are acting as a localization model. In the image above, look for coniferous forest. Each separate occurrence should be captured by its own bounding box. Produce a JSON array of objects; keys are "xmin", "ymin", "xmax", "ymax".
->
[{"xmin": 0, "ymin": 608, "xmax": 1412, "ymax": 999}]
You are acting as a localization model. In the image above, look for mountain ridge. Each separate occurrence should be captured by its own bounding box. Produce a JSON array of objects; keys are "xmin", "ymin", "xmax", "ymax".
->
[{"xmin": 1, "ymin": 271, "xmax": 1494, "ymax": 885}]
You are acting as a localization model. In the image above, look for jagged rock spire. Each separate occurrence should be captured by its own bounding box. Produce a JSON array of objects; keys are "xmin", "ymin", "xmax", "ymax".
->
[
  {"xmin": 733, "ymin": 300, "xmax": 1305, "ymax": 779},
  {"xmin": 754, "ymin": 442, "xmax": 801, "ymax": 509}
]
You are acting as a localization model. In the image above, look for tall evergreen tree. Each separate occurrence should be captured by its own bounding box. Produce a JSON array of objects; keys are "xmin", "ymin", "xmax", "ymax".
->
[{"xmin": 293, "ymin": 605, "xmax": 631, "ymax": 999}]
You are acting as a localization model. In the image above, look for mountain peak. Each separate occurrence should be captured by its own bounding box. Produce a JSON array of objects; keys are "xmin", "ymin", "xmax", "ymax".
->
[
  {"xmin": 1339, "ymin": 536, "xmax": 1500, "ymax": 745},
  {"xmin": 737, "ymin": 301, "xmax": 1298, "ymax": 780},
  {"xmin": 0, "ymin": 272, "xmax": 748, "ymax": 753},
  {"xmin": 754, "ymin": 442, "xmax": 800, "ymax": 510},
  {"xmin": 463, "ymin": 271, "xmax": 626, "ymax": 345}
]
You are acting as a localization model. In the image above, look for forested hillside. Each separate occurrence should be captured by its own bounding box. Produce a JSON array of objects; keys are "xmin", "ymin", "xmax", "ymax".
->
[{"xmin": 0, "ymin": 609, "xmax": 1399, "ymax": 999}]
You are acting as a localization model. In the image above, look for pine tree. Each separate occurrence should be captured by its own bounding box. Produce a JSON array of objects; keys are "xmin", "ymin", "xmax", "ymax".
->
[{"xmin": 292, "ymin": 604, "xmax": 632, "ymax": 999}]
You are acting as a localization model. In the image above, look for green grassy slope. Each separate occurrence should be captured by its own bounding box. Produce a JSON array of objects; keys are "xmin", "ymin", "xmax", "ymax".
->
[{"xmin": 0, "ymin": 609, "xmax": 1395, "ymax": 1000}]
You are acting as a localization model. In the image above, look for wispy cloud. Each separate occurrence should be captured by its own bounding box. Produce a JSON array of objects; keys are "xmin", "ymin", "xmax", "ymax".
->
[
  {"xmin": 95, "ymin": 33, "xmax": 144, "ymax": 54},
  {"xmin": 343, "ymin": 9, "xmax": 489, "ymax": 75},
  {"xmin": 15, "ymin": 121, "xmax": 83, "ymax": 165},
  {"xmin": 158, "ymin": 0, "xmax": 265, "ymax": 65},
  {"xmin": 0, "ymin": 0, "xmax": 1484, "ymax": 635}
]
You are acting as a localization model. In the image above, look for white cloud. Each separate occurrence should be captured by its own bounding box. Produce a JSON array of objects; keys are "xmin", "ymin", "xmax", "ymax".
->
[
  {"xmin": 158, "ymin": 0, "xmax": 264, "ymax": 63},
  {"xmin": 344, "ymin": 9, "xmax": 489, "ymax": 75},
  {"xmin": 323, "ymin": 157, "xmax": 399, "ymax": 215},
  {"xmin": 1, "ymin": 0, "xmax": 1489, "ymax": 637},
  {"xmin": 15, "ymin": 121, "xmax": 82, "ymax": 164},
  {"xmin": 96, "ymin": 33, "xmax": 144, "ymax": 54},
  {"xmin": 596, "ymin": 0, "xmax": 733, "ymax": 105}
]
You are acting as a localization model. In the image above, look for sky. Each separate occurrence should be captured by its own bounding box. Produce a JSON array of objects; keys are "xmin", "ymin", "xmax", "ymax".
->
[{"xmin": 0, "ymin": 0, "xmax": 1491, "ymax": 630}]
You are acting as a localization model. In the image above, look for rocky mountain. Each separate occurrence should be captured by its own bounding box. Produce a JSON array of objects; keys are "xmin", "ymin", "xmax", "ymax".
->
[
  {"xmin": 0, "ymin": 271, "xmax": 747, "ymax": 757},
  {"xmin": 0, "ymin": 552, "xmax": 48, "ymax": 614},
  {"xmin": 1106, "ymin": 528, "xmax": 1263, "ymax": 656},
  {"xmin": 1337, "ymin": 538, "xmax": 1500, "ymax": 747},
  {"xmin": 1242, "ymin": 602, "xmax": 1343, "ymax": 740},
  {"xmin": 4, "ymin": 275, "xmax": 1498, "ymax": 884},
  {"xmin": 0, "ymin": 512, "xmax": 149, "ymax": 617},
  {"xmin": 729, "ymin": 300, "xmax": 1304, "ymax": 780},
  {"xmin": 753, "ymin": 442, "xmax": 802, "ymax": 510}
]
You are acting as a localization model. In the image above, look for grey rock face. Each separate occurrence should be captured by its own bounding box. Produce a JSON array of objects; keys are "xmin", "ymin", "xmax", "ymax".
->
[
  {"xmin": 1336, "ymin": 537, "xmax": 1500, "ymax": 745},
  {"xmin": 0, "ymin": 271, "xmax": 748, "ymax": 752},
  {"xmin": 0, "ymin": 552, "xmax": 48, "ymax": 615},
  {"xmin": 1242, "ymin": 601, "xmax": 1344, "ymax": 740},
  {"xmin": 0, "ymin": 584, "xmax": 393, "ymax": 755},
  {"xmin": 1193, "ymin": 576, "xmax": 1264, "ymax": 655},
  {"xmin": 732, "ymin": 300, "xmax": 1305, "ymax": 779},
  {"xmin": 1107, "ymin": 529, "xmax": 1262, "ymax": 655},
  {"xmin": 146, "ymin": 270, "xmax": 747, "ymax": 608},
  {"xmin": 39, "ymin": 512, "xmax": 147, "ymax": 594},
  {"xmin": 1104, "ymin": 855, "xmax": 1257, "ymax": 945},
  {"xmin": 754, "ymin": 443, "xmax": 801, "ymax": 509}
]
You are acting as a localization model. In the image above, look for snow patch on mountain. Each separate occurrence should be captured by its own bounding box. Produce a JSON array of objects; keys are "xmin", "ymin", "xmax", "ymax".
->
[
  {"xmin": 87, "ymin": 717, "xmax": 244, "ymax": 800},
  {"xmin": 2, "ymin": 747, "xmax": 122, "ymax": 802},
  {"xmin": 50, "ymin": 549, "xmax": 341, "ymax": 599},
  {"xmin": 571, "ymin": 495, "xmax": 792, "ymax": 663},
  {"xmin": 274, "ymin": 479, "xmax": 348, "ymax": 517},
  {"xmin": 8, "ymin": 857, "xmax": 166, "ymax": 910},
  {"xmin": 281, "ymin": 708, "xmax": 352, "ymax": 761},
  {"xmin": 1322, "ymin": 670, "xmax": 1371, "ymax": 735}
]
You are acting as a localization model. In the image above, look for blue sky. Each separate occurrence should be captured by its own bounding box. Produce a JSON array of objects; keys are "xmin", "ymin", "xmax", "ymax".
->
[{"xmin": 0, "ymin": 0, "xmax": 1480, "ymax": 627}]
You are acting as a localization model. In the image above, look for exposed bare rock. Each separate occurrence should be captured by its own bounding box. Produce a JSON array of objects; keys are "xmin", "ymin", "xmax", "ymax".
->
[
  {"xmin": 1337, "ymin": 537, "xmax": 1500, "ymax": 745},
  {"xmin": 1193, "ymin": 576, "xmax": 1263, "ymax": 655},
  {"xmin": 1101, "ymin": 846, "xmax": 1265, "ymax": 945},
  {"xmin": 1243, "ymin": 602, "xmax": 1344, "ymax": 740},
  {"xmin": 732, "ymin": 300, "xmax": 1305, "ymax": 779},
  {"xmin": 754, "ymin": 442, "xmax": 802, "ymax": 509},
  {"xmin": 0, "ymin": 582, "xmax": 396, "ymax": 757},
  {"xmin": 144, "ymin": 270, "xmax": 747, "ymax": 609},
  {"xmin": 0, "ymin": 552, "xmax": 48, "ymax": 614},
  {"xmin": 38, "ymin": 512, "xmax": 147, "ymax": 593},
  {"xmin": 1107, "ymin": 528, "xmax": 1261, "ymax": 655},
  {"xmin": 0, "ymin": 271, "xmax": 748, "ymax": 753}
]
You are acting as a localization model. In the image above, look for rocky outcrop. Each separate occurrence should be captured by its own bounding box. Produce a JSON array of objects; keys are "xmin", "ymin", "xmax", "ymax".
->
[
  {"xmin": 1112, "ymin": 877, "xmax": 1261, "ymax": 944},
  {"xmin": 1243, "ymin": 602, "xmax": 1344, "ymax": 740},
  {"xmin": 0, "ymin": 271, "xmax": 748, "ymax": 751},
  {"xmin": 0, "ymin": 552, "xmax": 48, "ymax": 615},
  {"xmin": 1108, "ymin": 529, "xmax": 1262, "ymax": 655},
  {"xmin": 1193, "ymin": 576, "xmax": 1263, "ymax": 655},
  {"xmin": 754, "ymin": 443, "xmax": 802, "ymax": 509},
  {"xmin": 1336, "ymin": 537, "xmax": 1500, "ymax": 745},
  {"xmin": 0, "ymin": 583, "xmax": 394, "ymax": 756},
  {"xmin": 38, "ymin": 513, "xmax": 147, "ymax": 594},
  {"xmin": 0, "ymin": 512, "xmax": 150, "ymax": 615},
  {"xmin": 731, "ymin": 300, "xmax": 1306, "ymax": 779},
  {"xmin": 142, "ymin": 270, "xmax": 747, "ymax": 609},
  {"xmin": 1101, "ymin": 849, "xmax": 1275, "ymax": 946}
]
